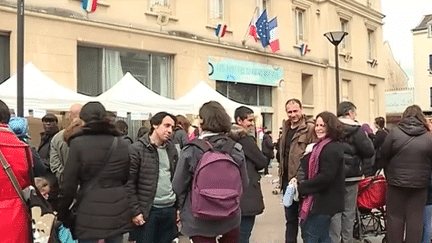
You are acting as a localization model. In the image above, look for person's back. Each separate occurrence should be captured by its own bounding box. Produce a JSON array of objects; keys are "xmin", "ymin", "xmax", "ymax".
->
[
  {"xmin": 0, "ymin": 100, "xmax": 31, "ymax": 243},
  {"xmin": 57, "ymin": 102, "xmax": 131, "ymax": 241}
]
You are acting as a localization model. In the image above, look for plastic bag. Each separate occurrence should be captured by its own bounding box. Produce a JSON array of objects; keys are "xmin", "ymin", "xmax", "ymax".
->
[{"xmin": 283, "ymin": 182, "xmax": 298, "ymax": 207}]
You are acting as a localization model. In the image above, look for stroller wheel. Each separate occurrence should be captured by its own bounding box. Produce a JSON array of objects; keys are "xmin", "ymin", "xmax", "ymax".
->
[{"xmin": 382, "ymin": 236, "xmax": 387, "ymax": 243}]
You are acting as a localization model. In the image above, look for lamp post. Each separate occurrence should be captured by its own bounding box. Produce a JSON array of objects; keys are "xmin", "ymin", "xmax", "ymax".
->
[
  {"xmin": 324, "ymin": 31, "xmax": 348, "ymax": 107},
  {"xmin": 17, "ymin": 0, "xmax": 24, "ymax": 117}
]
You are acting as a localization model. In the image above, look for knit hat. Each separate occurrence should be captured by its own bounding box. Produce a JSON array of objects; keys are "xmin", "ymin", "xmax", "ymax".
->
[
  {"xmin": 79, "ymin": 102, "xmax": 106, "ymax": 123},
  {"xmin": 8, "ymin": 117, "xmax": 29, "ymax": 140}
]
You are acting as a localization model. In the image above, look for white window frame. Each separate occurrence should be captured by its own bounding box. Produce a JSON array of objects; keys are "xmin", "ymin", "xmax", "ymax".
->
[
  {"xmin": 295, "ymin": 8, "xmax": 305, "ymax": 43},
  {"xmin": 209, "ymin": 0, "xmax": 224, "ymax": 21},
  {"xmin": 151, "ymin": 0, "xmax": 169, "ymax": 7},
  {"xmin": 367, "ymin": 29, "xmax": 375, "ymax": 60},
  {"xmin": 428, "ymin": 23, "xmax": 432, "ymax": 38},
  {"xmin": 340, "ymin": 18, "xmax": 349, "ymax": 50}
]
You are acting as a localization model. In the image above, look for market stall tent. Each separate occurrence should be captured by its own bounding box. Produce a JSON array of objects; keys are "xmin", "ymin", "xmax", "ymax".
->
[
  {"xmin": 177, "ymin": 81, "xmax": 262, "ymax": 119},
  {"xmin": 0, "ymin": 63, "xmax": 93, "ymax": 111},
  {"xmin": 95, "ymin": 72, "xmax": 194, "ymax": 115}
]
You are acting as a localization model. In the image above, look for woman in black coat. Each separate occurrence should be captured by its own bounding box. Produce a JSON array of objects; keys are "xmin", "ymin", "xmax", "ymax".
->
[
  {"xmin": 379, "ymin": 105, "xmax": 432, "ymax": 243},
  {"xmin": 58, "ymin": 102, "xmax": 131, "ymax": 243},
  {"xmin": 297, "ymin": 111, "xmax": 345, "ymax": 243}
]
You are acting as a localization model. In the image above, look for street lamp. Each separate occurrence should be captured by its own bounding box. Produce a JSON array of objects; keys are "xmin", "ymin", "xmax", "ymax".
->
[{"xmin": 324, "ymin": 31, "xmax": 348, "ymax": 108}]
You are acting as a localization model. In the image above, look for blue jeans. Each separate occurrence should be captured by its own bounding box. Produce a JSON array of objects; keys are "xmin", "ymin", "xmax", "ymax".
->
[
  {"xmin": 284, "ymin": 200, "xmax": 299, "ymax": 243},
  {"xmin": 239, "ymin": 215, "xmax": 256, "ymax": 243},
  {"xmin": 130, "ymin": 206, "xmax": 176, "ymax": 243},
  {"xmin": 301, "ymin": 214, "xmax": 331, "ymax": 243},
  {"xmin": 422, "ymin": 205, "xmax": 432, "ymax": 243},
  {"xmin": 78, "ymin": 234, "xmax": 123, "ymax": 243}
]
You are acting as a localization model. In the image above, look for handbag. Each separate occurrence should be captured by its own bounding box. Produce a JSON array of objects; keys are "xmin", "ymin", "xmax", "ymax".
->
[
  {"xmin": 63, "ymin": 137, "xmax": 118, "ymax": 237},
  {"xmin": 0, "ymin": 147, "xmax": 56, "ymax": 243}
]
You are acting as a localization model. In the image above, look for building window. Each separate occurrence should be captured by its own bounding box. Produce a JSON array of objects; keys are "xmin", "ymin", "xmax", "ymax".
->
[
  {"xmin": 429, "ymin": 54, "xmax": 432, "ymax": 71},
  {"xmin": 295, "ymin": 8, "xmax": 305, "ymax": 43},
  {"xmin": 301, "ymin": 73, "xmax": 313, "ymax": 106},
  {"xmin": 209, "ymin": 0, "xmax": 224, "ymax": 21},
  {"xmin": 430, "ymin": 87, "xmax": 432, "ymax": 107},
  {"xmin": 340, "ymin": 18, "xmax": 349, "ymax": 50},
  {"xmin": 369, "ymin": 84, "xmax": 377, "ymax": 122},
  {"xmin": 77, "ymin": 46, "xmax": 173, "ymax": 97},
  {"xmin": 367, "ymin": 29, "xmax": 375, "ymax": 60},
  {"xmin": 215, "ymin": 81, "xmax": 272, "ymax": 107},
  {"xmin": 341, "ymin": 79, "xmax": 352, "ymax": 101},
  {"xmin": 428, "ymin": 23, "xmax": 432, "ymax": 38},
  {"xmin": 262, "ymin": 113, "xmax": 272, "ymax": 131},
  {"xmin": 257, "ymin": 0, "xmax": 269, "ymax": 14},
  {"xmin": 0, "ymin": 34, "xmax": 10, "ymax": 84},
  {"xmin": 151, "ymin": 0, "xmax": 169, "ymax": 7}
]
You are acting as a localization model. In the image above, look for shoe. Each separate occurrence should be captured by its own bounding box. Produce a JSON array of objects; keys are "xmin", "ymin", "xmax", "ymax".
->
[{"xmin": 265, "ymin": 174, "xmax": 273, "ymax": 178}]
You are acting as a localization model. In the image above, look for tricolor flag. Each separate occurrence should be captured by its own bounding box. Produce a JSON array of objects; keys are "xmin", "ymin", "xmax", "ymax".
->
[
  {"xmin": 268, "ymin": 17, "xmax": 280, "ymax": 52},
  {"xmin": 300, "ymin": 44, "xmax": 308, "ymax": 55},
  {"xmin": 82, "ymin": 0, "xmax": 98, "ymax": 13},
  {"xmin": 248, "ymin": 21, "xmax": 258, "ymax": 42},
  {"xmin": 215, "ymin": 24, "xmax": 227, "ymax": 38}
]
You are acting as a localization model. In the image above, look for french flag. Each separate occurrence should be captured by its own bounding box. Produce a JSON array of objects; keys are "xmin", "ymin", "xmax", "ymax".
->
[
  {"xmin": 82, "ymin": 0, "xmax": 98, "ymax": 13},
  {"xmin": 215, "ymin": 24, "xmax": 227, "ymax": 38},
  {"xmin": 268, "ymin": 17, "xmax": 280, "ymax": 53},
  {"xmin": 300, "ymin": 44, "xmax": 308, "ymax": 55},
  {"xmin": 249, "ymin": 21, "xmax": 258, "ymax": 42}
]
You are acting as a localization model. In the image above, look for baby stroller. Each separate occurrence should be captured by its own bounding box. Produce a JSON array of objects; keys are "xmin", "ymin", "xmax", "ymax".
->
[{"xmin": 353, "ymin": 174, "xmax": 387, "ymax": 243}]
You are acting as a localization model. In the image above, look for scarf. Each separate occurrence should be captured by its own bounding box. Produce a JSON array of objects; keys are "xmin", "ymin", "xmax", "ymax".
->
[{"xmin": 299, "ymin": 137, "xmax": 332, "ymax": 224}]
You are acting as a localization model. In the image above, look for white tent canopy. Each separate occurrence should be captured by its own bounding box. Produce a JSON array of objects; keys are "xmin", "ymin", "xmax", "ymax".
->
[
  {"xmin": 0, "ymin": 63, "xmax": 93, "ymax": 111},
  {"xmin": 95, "ymin": 72, "xmax": 194, "ymax": 115},
  {"xmin": 177, "ymin": 81, "xmax": 261, "ymax": 119}
]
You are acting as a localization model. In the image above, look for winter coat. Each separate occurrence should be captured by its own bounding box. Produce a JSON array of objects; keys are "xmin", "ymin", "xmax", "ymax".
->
[
  {"xmin": 262, "ymin": 133, "xmax": 275, "ymax": 159},
  {"xmin": 173, "ymin": 127, "xmax": 188, "ymax": 150},
  {"xmin": 126, "ymin": 133, "xmax": 178, "ymax": 219},
  {"xmin": 229, "ymin": 124, "xmax": 267, "ymax": 216},
  {"xmin": 50, "ymin": 130, "xmax": 69, "ymax": 183},
  {"xmin": 0, "ymin": 124, "xmax": 31, "ymax": 243},
  {"xmin": 339, "ymin": 118, "xmax": 375, "ymax": 182},
  {"xmin": 38, "ymin": 127, "xmax": 59, "ymax": 166},
  {"xmin": 380, "ymin": 117, "xmax": 432, "ymax": 188},
  {"xmin": 57, "ymin": 122, "xmax": 131, "ymax": 240},
  {"xmin": 172, "ymin": 134, "xmax": 249, "ymax": 237},
  {"xmin": 279, "ymin": 118, "xmax": 316, "ymax": 185},
  {"xmin": 298, "ymin": 141, "xmax": 345, "ymax": 217}
]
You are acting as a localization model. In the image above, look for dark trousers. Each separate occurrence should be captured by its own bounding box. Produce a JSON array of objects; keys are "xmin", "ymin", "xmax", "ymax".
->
[
  {"xmin": 239, "ymin": 215, "xmax": 256, "ymax": 243},
  {"xmin": 301, "ymin": 214, "xmax": 331, "ymax": 243},
  {"xmin": 386, "ymin": 185, "xmax": 428, "ymax": 243},
  {"xmin": 264, "ymin": 158, "xmax": 271, "ymax": 175},
  {"xmin": 131, "ymin": 206, "xmax": 176, "ymax": 243},
  {"xmin": 191, "ymin": 227, "xmax": 240, "ymax": 243},
  {"xmin": 284, "ymin": 200, "xmax": 299, "ymax": 243}
]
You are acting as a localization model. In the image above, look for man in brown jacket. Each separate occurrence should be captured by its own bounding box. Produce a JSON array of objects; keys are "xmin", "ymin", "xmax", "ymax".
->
[{"xmin": 279, "ymin": 98, "xmax": 315, "ymax": 243}]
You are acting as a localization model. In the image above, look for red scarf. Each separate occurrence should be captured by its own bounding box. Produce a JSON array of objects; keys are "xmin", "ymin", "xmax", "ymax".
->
[{"xmin": 299, "ymin": 137, "xmax": 332, "ymax": 224}]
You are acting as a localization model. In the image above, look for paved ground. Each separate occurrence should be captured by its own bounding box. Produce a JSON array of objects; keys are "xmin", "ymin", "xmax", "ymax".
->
[{"xmin": 180, "ymin": 162, "xmax": 386, "ymax": 243}]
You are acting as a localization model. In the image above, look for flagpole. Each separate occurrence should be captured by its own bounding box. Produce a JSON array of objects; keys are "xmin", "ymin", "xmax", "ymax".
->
[{"xmin": 242, "ymin": 7, "xmax": 259, "ymax": 45}]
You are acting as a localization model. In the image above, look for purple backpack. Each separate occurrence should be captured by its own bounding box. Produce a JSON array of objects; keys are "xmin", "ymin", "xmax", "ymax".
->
[{"xmin": 190, "ymin": 137, "xmax": 243, "ymax": 220}]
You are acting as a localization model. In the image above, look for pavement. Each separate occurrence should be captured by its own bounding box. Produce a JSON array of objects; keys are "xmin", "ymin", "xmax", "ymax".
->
[{"xmin": 179, "ymin": 162, "xmax": 386, "ymax": 243}]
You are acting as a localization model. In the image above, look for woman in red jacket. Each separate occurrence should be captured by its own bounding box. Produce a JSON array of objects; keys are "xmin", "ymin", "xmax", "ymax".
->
[{"xmin": 0, "ymin": 99, "xmax": 32, "ymax": 243}]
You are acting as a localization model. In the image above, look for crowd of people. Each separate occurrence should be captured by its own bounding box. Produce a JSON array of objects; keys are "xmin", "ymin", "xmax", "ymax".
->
[{"xmin": 1, "ymin": 96, "xmax": 432, "ymax": 243}]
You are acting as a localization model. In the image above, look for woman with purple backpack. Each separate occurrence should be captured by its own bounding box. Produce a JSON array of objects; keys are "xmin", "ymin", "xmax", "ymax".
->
[{"xmin": 172, "ymin": 101, "xmax": 249, "ymax": 243}]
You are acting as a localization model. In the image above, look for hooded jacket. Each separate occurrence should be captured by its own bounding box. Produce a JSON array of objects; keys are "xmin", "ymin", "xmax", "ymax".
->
[
  {"xmin": 380, "ymin": 117, "xmax": 432, "ymax": 188},
  {"xmin": 229, "ymin": 124, "xmax": 267, "ymax": 216},
  {"xmin": 339, "ymin": 118, "xmax": 375, "ymax": 181}
]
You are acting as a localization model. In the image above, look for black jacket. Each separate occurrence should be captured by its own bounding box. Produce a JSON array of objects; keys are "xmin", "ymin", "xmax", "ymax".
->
[
  {"xmin": 57, "ymin": 122, "xmax": 131, "ymax": 240},
  {"xmin": 173, "ymin": 127, "xmax": 188, "ymax": 150},
  {"xmin": 380, "ymin": 117, "xmax": 432, "ymax": 188},
  {"xmin": 127, "ymin": 133, "xmax": 178, "ymax": 219},
  {"xmin": 262, "ymin": 134, "xmax": 274, "ymax": 159},
  {"xmin": 298, "ymin": 141, "xmax": 345, "ymax": 217},
  {"xmin": 229, "ymin": 125, "xmax": 267, "ymax": 216},
  {"xmin": 339, "ymin": 118, "xmax": 375, "ymax": 181}
]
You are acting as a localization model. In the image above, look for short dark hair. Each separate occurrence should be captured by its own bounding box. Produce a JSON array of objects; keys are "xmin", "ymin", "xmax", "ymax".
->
[
  {"xmin": 402, "ymin": 105, "xmax": 429, "ymax": 131},
  {"xmin": 285, "ymin": 98, "xmax": 302, "ymax": 109},
  {"xmin": 316, "ymin": 111, "xmax": 343, "ymax": 141},
  {"xmin": 0, "ymin": 100, "xmax": 11, "ymax": 124},
  {"xmin": 199, "ymin": 101, "xmax": 231, "ymax": 133},
  {"xmin": 375, "ymin": 117, "xmax": 385, "ymax": 129},
  {"xmin": 337, "ymin": 101, "xmax": 356, "ymax": 117},
  {"xmin": 115, "ymin": 120, "xmax": 128, "ymax": 131},
  {"xmin": 137, "ymin": 126, "xmax": 150, "ymax": 139},
  {"xmin": 176, "ymin": 115, "xmax": 191, "ymax": 133},
  {"xmin": 234, "ymin": 106, "xmax": 254, "ymax": 123},
  {"xmin": 150, "ymin": 112, "xmax": 177, "ymax": 134}
]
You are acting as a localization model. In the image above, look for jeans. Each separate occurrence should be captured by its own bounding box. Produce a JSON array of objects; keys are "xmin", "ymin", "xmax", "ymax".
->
[
  {"xmin": 191, "ymin": 227, "xmax": 240, "ymax": 243},
  {"xmin": 78, "ymin": 235, "xmax": 123, "ymax": 243},
  {"xmin": 284, "ymin": 200, "xmax": 299, "ymax": 243},
  {"xmin": 239, "ymin": 215, "xmax": 256, "ymax": 243},
  {"xmin": 130, "ymin": 206, "xmax": 177, "ymax": 243},
  {"xmin": 301, "ymin": 214, "xmax": 332, "ymax": 243},
  {"xmin": 330, "ymin": 182, "xmax": 358, "ymax": 243},
  {"xmin": 422, "ymin": 205, "xmax": 432, "ymax": 243}
]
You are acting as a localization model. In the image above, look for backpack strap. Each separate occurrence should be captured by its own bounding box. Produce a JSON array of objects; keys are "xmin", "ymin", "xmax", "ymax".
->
[{"xmin": 188, "ymin": 138, "xmax": 212, "ymax": 152}]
